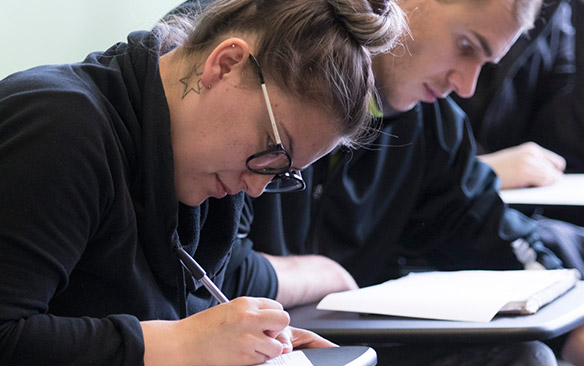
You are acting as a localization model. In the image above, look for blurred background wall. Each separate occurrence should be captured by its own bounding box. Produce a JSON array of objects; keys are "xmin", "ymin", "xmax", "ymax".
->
[{"xmin": 0, "ymin": 0, "xmax": 182, "ymax": 80}]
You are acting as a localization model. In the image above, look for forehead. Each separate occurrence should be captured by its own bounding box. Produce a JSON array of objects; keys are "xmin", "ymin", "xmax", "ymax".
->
[{"xmin": 417, "ymin": 0, "xmax": 522, "ymax": 60}]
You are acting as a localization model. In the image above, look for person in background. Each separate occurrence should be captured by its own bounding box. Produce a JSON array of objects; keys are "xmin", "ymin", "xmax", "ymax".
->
[
  {"xmin": 454, "ymin": 0, "xmax": 584, "ymax": 269},
  {"xmin": 220, "ymin": 0, "xmax": 584, "ymax": 364},
  {"xmin": 0, "ymin": 0, "xmax": 407, "ymax": 364},
  {"xmin": 455, "ymin": 0, "xmax": 584, "ymax": 190}
]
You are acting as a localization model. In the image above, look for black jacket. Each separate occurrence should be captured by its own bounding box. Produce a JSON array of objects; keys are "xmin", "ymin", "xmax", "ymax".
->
[
  {"xmin": 455, "ymin": 0, "xmax": 584, "ymax": 172},
  {"xmin": 235, "ymin": 98, "xmax": 563, "ymax": 291},
  {"xmin": 0, "ymin": 31, "xmax": 243, "ymax": 365}
]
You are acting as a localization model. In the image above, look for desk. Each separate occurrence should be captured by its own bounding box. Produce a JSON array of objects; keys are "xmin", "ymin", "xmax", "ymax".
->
[
  {"xmin": 289, "ymin": 282, "xmax": 584, "ymax": 345},
  {"xmin": 301, "ymin": 346, "xmax": 376, "ymax": 366},
  {"xmin": 498, "ymin": 174, "xmax": 584, "ymax": 207},
  {"xmin": 499, "ymin": 174, "xmax": 584, "ymax": 226}
]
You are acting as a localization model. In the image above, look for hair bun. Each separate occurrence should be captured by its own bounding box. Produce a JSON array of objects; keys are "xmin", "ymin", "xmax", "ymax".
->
[
  {"xmin": 329, "ymin": 0, "xmax": 407, "ymax": 54},
  {"xmin": 368, "ymin": 0, "xmax": 393, "ymax": 15}
]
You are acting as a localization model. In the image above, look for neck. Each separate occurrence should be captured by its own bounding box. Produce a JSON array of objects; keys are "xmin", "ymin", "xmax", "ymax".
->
[{"xmin": 160, "ymin": 48, "xmax": 209, "ymax": 107}]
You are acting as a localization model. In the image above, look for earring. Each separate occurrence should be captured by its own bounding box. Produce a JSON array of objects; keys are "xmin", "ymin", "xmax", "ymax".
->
[
  {"xmin": 206, "ymin": 84, "xmax": 212, "ymax": 89},
  {"xmin": 231, "ymin": 44, "xmax": 235, "ymax": 48}
]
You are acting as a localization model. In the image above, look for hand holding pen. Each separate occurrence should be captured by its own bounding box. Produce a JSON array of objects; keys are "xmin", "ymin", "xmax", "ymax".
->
[
  {"xmin": 171, "ymin": 245, "xmax": 294, "ymax": 364},
  {"xmin": 172, "ymin": 246, "xmax": 335, "ymax": 364}
]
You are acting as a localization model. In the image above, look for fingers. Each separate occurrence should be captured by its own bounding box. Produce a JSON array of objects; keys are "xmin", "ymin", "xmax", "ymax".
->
[
  {"xmin": 231, "ymin": 297, "xmax": 291, "ymax": 359},
  {"xmin": 270, "ymin": 326, "xmax": 335, "ymax": 357},
  {"xmin": 176, "ymin": 299, "xmax": 335, "ymax": 364},
  {"xmin": 520, "ymin": 142, "xmax": 566, "ymax": 172},
  {"xmin": 542, "ymin": 148, "xmax": 566, "ymax": 172},
  {"xmin": 289, "ymin": 326, "xmax": 338, "ymax": 349},
  {"xmin": 257, "ymin": 308, "xmax": 291, "ymax": 335},
  {"xmin": 521, "ymin": 144, "xmax": 564, "ymax": 187},
  {"xmin": 177, "ymin": 297, "xmax": 292, "ymax": 364},
  {"xmin": 241, "ymin": 296, "xmax": 284, "ymax": 311},
  {"xmin": 484, "ymin": 142, "xmax": 567, "ymax": 189},
  {"xmin": 224, "ymin": 298, "xmax": 289, "ymax": 342},
  {"xmin": 255, "ymin": 333, "xmax": 289, "ymax": 360},
  {"xmin": 273, "ymin": 328, "xmax": 293, "ymax": 354},
  {"xmin": 529, "ymin": 163, "xmax": 564, "ymax": 187}
]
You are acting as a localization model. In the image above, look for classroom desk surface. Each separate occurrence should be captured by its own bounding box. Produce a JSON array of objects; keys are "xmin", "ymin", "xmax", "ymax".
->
[
  {"xmin": 300, "ymin": 346, "xmax": 377, "ymax": 366},
  {"xmin": 498, "ymin": 174, "xmax": 584, "ymax": 226},
  {"xmin": 289, "ymin": 281, "xmax": 584, "ymax": 345}
]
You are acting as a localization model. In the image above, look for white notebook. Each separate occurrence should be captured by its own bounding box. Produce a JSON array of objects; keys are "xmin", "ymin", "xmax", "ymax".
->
[
  {"xmin": 499, "ymin": 174, "xmax": 584, "ymax": 206},
  {"xmin": 259, "ymin": 351, "xmax": 313, "ymax": 365},
  {"xmin": 317, "ymin": 269, "xmax": 581, "ymax": 322}
]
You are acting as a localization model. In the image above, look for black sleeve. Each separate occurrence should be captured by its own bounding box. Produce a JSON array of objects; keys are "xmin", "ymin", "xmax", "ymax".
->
[
  {"xmin": 241, "ymin": 100, "xmax": 566, "ymax": 288},
  {"xmin": 222, "ymin": 239, "xmax": 279, "ymax": 299},
  {"xmin": 221, "ymin": 196, "xmax": 278, "ymax": 299},
  {"xmin": 399, "ymin": 100, "xmax": 565, "ymax": 272},
  {"xmin": 0, "ymin": 80, "xmax": 143, "ymax": 365},
  {"xmin": 533, "ymin": 216, "xmax": 584, "ymax": 275}
]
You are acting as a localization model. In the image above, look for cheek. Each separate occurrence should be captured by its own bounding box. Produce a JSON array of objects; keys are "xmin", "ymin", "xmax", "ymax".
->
[{"xmin": 220, "ymin": 136, "xmax": 263, "ymax": 171}]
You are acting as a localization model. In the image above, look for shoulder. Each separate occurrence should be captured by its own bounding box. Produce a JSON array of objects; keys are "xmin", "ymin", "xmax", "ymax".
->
[
  {"xmin": 0, "ymin": 64, "xmax": 131, "ymax": 193},
  {"xmin": 2, "ymin": 64, "xmax": 108, "ymax": 112},
  {"xmin": 1, "ymin": 64, "xmax": 121, "ymax": 144}
]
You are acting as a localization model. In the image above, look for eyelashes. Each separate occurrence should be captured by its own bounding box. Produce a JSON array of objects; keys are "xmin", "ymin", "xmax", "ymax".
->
[{"xmin": 457, "ymin": 37, "xmax": 475, "ymax": 56}]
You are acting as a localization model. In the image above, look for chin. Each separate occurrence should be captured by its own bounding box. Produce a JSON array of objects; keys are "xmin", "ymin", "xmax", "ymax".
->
[
  {"xmin": 178, "ymin": 199, "xmax": 205, "ymax": 207},
  {"xmin": 191, "ymin": 198, "xmax": 207, "ymax": 207},
  {"xmin": 177, "ymin": 192, "xmax": 207, "ymax": 207},
  {"xmin": 393, "ymin": 101, "xmax": 418, "ymax": 112},
  {"xmin": 385, "ymin": 95, "xmax": 418, "ymax": 113}
]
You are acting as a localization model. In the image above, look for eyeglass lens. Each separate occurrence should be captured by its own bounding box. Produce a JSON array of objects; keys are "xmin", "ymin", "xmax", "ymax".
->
[
  {"xmin": 264, "ymin": 172, "xmax": 306, "ymax": 193},
  {"xmin": 247, "ymin": 150, "xmax": 290, "ymax": 173}
]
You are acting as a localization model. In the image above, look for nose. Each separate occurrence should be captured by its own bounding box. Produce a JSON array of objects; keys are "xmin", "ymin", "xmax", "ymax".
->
[
  {"xmin": 447, "ymin": 61, "xmax": 482, "ymax": 98},
  {"xmin": 242, "ymin": 172, "xmax": 274, "ymax": 197}
]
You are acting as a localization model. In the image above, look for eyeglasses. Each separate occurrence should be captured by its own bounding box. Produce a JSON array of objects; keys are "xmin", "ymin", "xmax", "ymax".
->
[{"xmin": 246, "ymin": 54, "xmax": 306, "ymax": 193}]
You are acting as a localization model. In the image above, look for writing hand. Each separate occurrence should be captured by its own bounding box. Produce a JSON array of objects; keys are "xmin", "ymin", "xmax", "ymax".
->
[
  {"xmin": 142, "ymin": 297, "xmax": 291, "ymax": 365},
  {"xmin": 268, "ymin": 325, "xmax": 337, "ymax": 355}
]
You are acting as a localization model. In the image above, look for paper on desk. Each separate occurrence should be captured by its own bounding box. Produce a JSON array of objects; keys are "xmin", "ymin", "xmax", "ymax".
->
[
  {"xmin": 499, "ymin": 174, "xmax": 584, "ymax": 206},
  {"xmin": 317, "ymin": 270, "xmax": 578, "ymax": 322},
  {"xmin": 257, "ymin": 350, "xmax": 313, "ymax": 365}
]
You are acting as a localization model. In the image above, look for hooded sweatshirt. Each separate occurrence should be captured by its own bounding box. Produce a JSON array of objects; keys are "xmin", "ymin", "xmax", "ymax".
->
[{"xmin": 0, "ymin": 30, "xmax": 243, "ymax": 365}]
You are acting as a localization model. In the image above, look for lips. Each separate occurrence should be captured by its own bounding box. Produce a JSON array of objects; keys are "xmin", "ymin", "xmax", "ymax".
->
[
  {"xmin": 215, "ymin": 175, "xmax": 229, "ymax": 198},
  {"xmin": 423, "ymin": 83, "xmax": 450, "ymax": 102},
  {"xmin": 422, "ymin": 83, "xmax": 438, "ymax": 103}
]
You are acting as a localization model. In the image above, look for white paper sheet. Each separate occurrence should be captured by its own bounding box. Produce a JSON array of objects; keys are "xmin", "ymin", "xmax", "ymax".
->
[
  {"xmin": 317, "ymin": 270, "xmax": 577, "ymax": 322},
  {"xmin": 257, "ymin": 351, "xmax": 313, "ymax": 365},
  {"xmin": 499, "ymin": 174, "xmax": 584, "ymax": 206}
]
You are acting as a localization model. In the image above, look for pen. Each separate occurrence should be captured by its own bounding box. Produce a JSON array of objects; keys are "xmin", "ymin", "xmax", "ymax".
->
[{"xmin": 176, "ymin": 246, "xmax": 230, "ymax": 304}]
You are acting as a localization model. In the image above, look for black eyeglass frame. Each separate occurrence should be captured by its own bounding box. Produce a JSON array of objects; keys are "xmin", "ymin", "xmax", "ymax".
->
[{"xmin": 245, "ymin": 54, "xmax": 306, "ymax": 193}]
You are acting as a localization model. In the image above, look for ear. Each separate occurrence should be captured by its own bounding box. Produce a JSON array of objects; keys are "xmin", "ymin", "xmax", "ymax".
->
[{"xmin": 201, "ymin": 38, "xmax": 250, "ymax": 88}]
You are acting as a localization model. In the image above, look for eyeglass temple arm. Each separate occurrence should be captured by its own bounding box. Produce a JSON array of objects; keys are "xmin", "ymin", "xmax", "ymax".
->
[
  {"xmin": 260, "ymin": 83, "xmax": 281, "ymax": 145},
  {"xmin": 249, "ymin": 54, "xmax": 282, "ymax": 145}
]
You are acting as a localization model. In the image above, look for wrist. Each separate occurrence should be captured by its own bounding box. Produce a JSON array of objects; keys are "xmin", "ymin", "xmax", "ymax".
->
[{"xmin": 142, "ymin": 320, "xmax": 185, "ymax": 366}]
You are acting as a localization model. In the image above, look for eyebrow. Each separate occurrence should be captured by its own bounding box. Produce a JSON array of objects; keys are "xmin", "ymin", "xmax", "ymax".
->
[
  {"xmin": 277, "ymin": 122, "xmax": 298, "ymax": 169},
  {"xmin": 471, "ymin": 31, "xmax": 493, "ymax": 59}
]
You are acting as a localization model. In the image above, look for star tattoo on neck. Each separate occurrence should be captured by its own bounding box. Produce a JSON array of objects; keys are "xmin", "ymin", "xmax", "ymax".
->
[{"xmin": 179, "ymin": 64, "xmax": 204, "ymax": 99}]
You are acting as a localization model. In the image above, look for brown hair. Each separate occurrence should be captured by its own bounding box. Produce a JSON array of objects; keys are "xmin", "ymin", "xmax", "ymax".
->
[
  {"xmin": 156, "ymin": 0, "xmax": 407, "ymax": 147},
  {"xmin": 436, "ymin": 0, "xmax": 543, "ymax": 31}
]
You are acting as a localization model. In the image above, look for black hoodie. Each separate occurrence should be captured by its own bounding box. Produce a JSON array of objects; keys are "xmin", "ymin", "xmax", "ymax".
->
[{"xmin": 0, "ymin": 31, "xmax": 243, "ymax": 365}]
